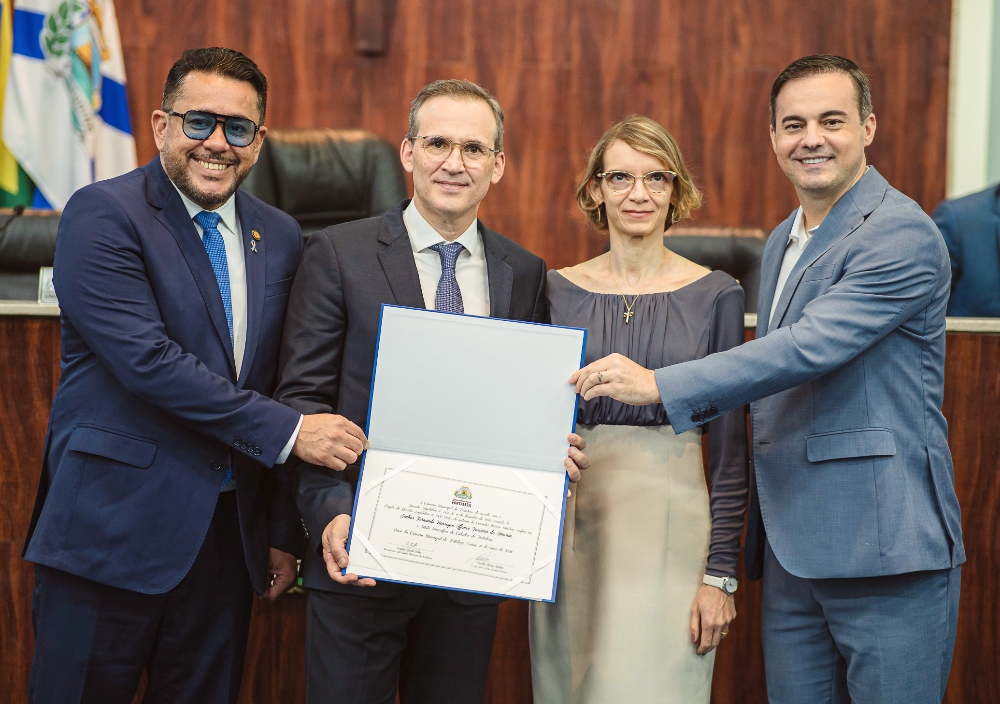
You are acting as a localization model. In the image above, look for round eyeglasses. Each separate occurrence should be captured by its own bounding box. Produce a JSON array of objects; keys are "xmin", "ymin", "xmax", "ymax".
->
[
  {"xmin": 169, "ymin": 110, "xmax": 260, "ymax": 148},
  {"xmin": 596, "ymin": 170, "xmax": 677, "ymax": 194},
  {"xmin": 411, "ymin": 135, "xmax": 499, "ymax": 165}
]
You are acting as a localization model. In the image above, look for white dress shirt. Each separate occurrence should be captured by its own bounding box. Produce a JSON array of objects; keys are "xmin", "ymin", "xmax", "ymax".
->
[
  {"xmin": 172, "ymin": 184, "xmax": 299, "ymax": 471},
  {"xmin": 174, "ymin": 186, "xmax": 248, "ymax": 376},
  {"xmin": 403, "ymin": 200, "xmax": 491, "ymax": 316},
  {"xmin": 768, "ymin": 206, "xmax": 820, "ymax": 327}
]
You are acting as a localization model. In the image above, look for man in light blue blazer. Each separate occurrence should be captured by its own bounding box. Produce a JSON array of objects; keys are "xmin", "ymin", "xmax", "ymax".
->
[
  {"xmin": 932, "ymin": 183, "xmax": 1000, "ymax": 316},
  {"xmin": 572, "ymin": 55, "xmax": 964, "ymax": 703}
]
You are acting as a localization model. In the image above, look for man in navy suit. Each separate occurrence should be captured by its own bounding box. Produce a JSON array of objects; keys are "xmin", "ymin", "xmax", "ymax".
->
[
  {"xmin": 24, "ymin": 47, "xmax": 366, "ymax": 704},
  {"xmin": 933, "ymin": 183, "xmax": 1000, "ymax": 316},
  {"xmin": 574, "ymin": 56, "xmax": 963, "ymax": 703}
]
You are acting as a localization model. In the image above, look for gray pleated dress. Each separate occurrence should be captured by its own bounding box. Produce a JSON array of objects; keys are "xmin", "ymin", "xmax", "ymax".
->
[{"xmin": 529, "ymin": 269, "xmax": 748, "ymax": 704}]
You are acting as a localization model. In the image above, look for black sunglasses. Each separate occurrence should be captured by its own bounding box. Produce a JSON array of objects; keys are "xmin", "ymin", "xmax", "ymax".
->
[{"xmin": 168, "ymin": 110, "xmax": 260, "ymax": 147}]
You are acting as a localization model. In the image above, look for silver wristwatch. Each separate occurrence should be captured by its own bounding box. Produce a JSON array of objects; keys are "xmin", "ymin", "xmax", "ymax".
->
[{"xmin": 703, "ymin": 574, "xmax": 738, "ymax": 594}]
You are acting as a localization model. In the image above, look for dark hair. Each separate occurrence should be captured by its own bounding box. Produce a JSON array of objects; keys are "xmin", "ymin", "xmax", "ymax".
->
[
  {"xmin": 162, "ymin": 47, "xmax": 268, "ymax": 123},
  {"xmin": 407, "ymin": 79, "xmax": 505, "ymax": 151},
  {"xmin": 770, "ymin": 55, "xmax": 872, "ymax": 127}
]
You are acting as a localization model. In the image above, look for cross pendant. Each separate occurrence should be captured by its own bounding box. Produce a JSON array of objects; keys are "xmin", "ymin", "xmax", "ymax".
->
[{"xmin": 623, "ymin": 310, "xmax": 634, "ymax": 323}]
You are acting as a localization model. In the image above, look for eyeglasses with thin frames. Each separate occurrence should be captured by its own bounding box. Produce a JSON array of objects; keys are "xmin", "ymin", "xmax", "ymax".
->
[
  {"xmin": 596, "ymin": 170, "xmax": 677, "ymax": 194},
  {"xmin": 411, "ymin": 135, "xmax": 499, "ymax": 165}
]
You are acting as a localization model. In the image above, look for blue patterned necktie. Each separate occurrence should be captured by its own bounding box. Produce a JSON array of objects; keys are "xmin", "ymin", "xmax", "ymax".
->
[
  {"xmin": 430, "ymin": 242, "xmax": 465, "ymax": 313},
  {"xmin": 194, "ymin": 210, "xmax": 234, "ymax": 346},
  {"xmin": 194, "ymin": 210, "xmax": 234, "ymax": 486}
]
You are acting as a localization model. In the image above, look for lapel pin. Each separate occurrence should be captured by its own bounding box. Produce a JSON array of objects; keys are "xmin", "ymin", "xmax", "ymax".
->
[{"xmin": 251, "ymin": 230, "xmax": 260, "ymax": 253}]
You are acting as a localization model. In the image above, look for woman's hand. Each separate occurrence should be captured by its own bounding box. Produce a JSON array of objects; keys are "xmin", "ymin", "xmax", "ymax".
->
[
  {"xmin": 689, "ymin": 584, "xmax": 736, "ymax": 655},
  {"xmin": 570, "ymin": 353, "xmax": 661, "ymax": 404}
]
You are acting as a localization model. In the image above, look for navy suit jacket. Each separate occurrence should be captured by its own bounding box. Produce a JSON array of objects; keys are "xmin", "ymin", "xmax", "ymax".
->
[
  {"xmin": 24, "ymin": 157, "xmax": 304, "ymax": 595},
  {"xmin": 655, "ymin": 168, "xmax": 965, "ymax": 581},
  {"xmin": 932, "ymin": 183, "xmax": 1000, "ymax": 316},
  {"xmin": 274, "ymin": 201, "xmax": 547, "ymax": 604}
]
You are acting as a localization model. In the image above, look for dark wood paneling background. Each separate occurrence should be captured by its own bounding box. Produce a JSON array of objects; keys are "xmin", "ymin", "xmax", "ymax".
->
[
  {"xmin": 3, "ymin": 319, "xmax": 998, "ymax": 704},
  {"xmin": 115, "ymin": 0, "xmax": 951, "ymax": 270},
  {"xmin": 1, "ymin": 0, "xmax": 965, "ymax": 701}
]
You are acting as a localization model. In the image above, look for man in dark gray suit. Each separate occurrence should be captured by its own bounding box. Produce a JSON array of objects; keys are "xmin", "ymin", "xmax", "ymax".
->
[{"xmin": 275, "ymin": 79, "xmax": 588, "ymax": 704}]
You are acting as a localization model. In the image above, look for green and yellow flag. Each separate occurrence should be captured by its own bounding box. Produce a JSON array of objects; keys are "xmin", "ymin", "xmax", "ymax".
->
[{"xmin": 0, "ymin": 0, "xmax": 32, "ymax": 207}]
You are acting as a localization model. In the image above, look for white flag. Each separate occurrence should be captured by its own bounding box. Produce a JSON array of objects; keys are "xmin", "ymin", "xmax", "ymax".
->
[{"xmin": 4, "ymin": 0, "xmax": 136, "ymax": 209}]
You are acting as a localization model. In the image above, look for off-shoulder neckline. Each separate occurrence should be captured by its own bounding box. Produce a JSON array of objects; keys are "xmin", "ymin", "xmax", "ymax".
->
[{"xmin": 549, "ymin": 268, "xmax": 731, "ymax": 297}]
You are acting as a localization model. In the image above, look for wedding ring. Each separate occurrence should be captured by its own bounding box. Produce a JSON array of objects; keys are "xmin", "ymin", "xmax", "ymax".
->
[
  {"xmin": 720, "ymin": 631, "xmax": 729, "ymax": 637},
  {"xmin": 597, "ymin": 372, "xmax": 603, "ymax": 384}
]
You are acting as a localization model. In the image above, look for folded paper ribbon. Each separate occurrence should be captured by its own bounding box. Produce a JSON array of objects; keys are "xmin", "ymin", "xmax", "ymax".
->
[
  {"xmin": 514, "ymin": 471, "xmax": 559, "ymax": 517},
  {"xmin": 350, "ymin": 529, "xmax": 400, "ymax": 580},
  {"xmin": 499, "ymin": 553, "xmax": 557, "ymax": 593},
  {"xmin": 362, "ymin": 457, "xmax": 421, "ymax": 494}
]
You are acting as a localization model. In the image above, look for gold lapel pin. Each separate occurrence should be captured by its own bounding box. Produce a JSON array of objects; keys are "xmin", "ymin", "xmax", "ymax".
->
[
  {"xmin": 251, "ymin": 230, "xmax": 260, "ymax": 253},
  {"xmin": 252, "ymin": 230, "xmax": 261, "ymax": 240}
]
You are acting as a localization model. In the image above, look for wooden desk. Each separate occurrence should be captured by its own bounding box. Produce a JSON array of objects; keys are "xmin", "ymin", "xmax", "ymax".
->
[{"xmin": 1, "ymin": 304, "xmax": 997, "ymax": 703}]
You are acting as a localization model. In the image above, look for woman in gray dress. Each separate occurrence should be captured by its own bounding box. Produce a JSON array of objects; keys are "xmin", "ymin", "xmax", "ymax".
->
[{"xmin": 529, "ymin": 115, "xmax": 748, "ymax": 703}]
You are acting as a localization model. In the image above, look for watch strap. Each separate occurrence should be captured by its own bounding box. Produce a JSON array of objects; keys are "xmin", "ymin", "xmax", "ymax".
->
[{"xmin": 703, "ymin": 574, "xmax": 737, "ymax": 593}]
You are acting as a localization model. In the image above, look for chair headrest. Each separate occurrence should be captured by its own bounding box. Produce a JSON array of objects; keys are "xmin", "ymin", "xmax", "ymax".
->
[
  {"xmin": 0, "ymin": 209, "xmax": 59, "ymax": 272},
  {"xmin": 240, "ymin": 128, "xmax": 407, "ymax": 235}
]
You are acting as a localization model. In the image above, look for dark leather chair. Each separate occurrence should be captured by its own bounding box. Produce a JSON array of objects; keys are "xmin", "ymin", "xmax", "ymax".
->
[
  {"xmin": 665, "ymin": 226, "xmax": 767, "ymax": 312},
  {"xmin": 0, "ymin": 209, "xmax": 59, "ymax": 300},
  {"xmin": 240, "ymin": 128, "xmax": 408, "ymax": 237}
]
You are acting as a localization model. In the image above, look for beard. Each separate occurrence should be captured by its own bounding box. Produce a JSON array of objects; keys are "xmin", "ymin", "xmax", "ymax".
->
[{"xmin": 160, "ymin": 140, "xmax": 252, "ymax": 210}]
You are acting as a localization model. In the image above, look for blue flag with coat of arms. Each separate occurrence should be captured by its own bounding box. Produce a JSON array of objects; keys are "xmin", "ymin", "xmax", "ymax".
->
[{"xmin": 4, "ymin": 0, "xmax": 136, "ymax": 210}]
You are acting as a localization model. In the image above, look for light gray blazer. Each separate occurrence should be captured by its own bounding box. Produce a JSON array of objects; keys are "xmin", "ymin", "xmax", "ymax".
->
[{"xmin": 656, "ymin": 167, "xmax": 965, "ymax": 580}]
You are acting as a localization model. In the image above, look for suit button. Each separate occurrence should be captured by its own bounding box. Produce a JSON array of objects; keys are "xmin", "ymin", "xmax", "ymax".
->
[
  {"xmin": 708, "ymin": 406, "xmax": 718, "ymax": 415},
  {"xmin": 253, "ymin": 448, "xmax": 261, "ymax": 457},
  {"xmin": 211, "ymin": 460, "xmax": 222, "ymax": 471},
  {"xmin": 691, "ymin": 413, "xmax": 701, "ymax": 422}
]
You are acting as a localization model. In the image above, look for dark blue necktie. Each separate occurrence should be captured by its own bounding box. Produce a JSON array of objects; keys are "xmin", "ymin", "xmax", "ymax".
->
[
  {"xmin": 194, "ymin": 210, "xmax": 234, "ymax": 486},
  {"xmin": 430, "ymin": 242, "xmax": 465, "ymax": 313}
]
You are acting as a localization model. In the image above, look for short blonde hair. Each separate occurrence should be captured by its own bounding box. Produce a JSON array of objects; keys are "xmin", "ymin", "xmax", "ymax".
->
[{"xmin": 576, "ymin": 115, "xmax": 701, "ymax": 231}]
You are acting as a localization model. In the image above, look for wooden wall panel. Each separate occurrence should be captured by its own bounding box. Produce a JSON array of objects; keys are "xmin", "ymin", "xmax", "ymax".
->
[
  {"xmin": 115, "ymin": 0, "xmax": 950, "ymax": 270},
  {"xmin": 0, "ymin": 317, "xmax": 61, "ymax": 704},
  {"xmin": 940, "ymin": 333, "xmax": 1000, "ymax": 704}
]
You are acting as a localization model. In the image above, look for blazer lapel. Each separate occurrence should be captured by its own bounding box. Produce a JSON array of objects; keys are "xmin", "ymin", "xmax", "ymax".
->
[
  {"xmin": 757, "ymin": 213, "xmax": 795, "ymax": 337},
  {"xmin": 145, "ymin": 158, "xmax": 236, "ymax": 377},
  {"xmin": 767, "ymin": 168, "xmax": 888, "ymax": 333},
  {"xmin": 236, "ymin": 192, "xmax": 264, "ymax": 387},
  {"xmin": 481, "ymin": 225, "xmax": 512, "ymax": 319},
  {"xmin": 377, "ymin": 203, "xmax": 426, "ymax": 308}
]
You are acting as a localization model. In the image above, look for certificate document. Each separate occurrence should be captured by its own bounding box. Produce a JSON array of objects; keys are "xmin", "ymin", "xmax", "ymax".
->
[{"xmin": 346, "ymin": 306, "xmax": 586, "ymax": 602}]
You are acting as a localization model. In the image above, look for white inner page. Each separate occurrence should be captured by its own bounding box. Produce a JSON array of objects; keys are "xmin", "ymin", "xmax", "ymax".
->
[
  {"xmin": 367, "ymin": 306, "xmax": 586, "ymax": 472},
  {"xmin": 350, "ymin": 449, "xmax": 565, "ymax": 600}
]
